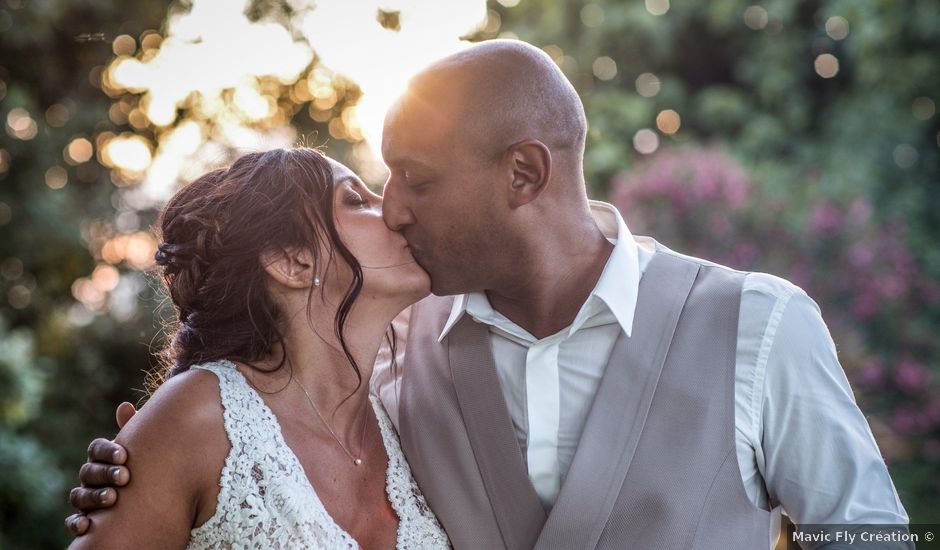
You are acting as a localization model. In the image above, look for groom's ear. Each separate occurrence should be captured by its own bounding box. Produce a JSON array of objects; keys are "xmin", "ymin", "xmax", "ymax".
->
[
  {"xmin": 259, "ymin": 246, "xmax": 316, "ymax": 290},
  {"xmin": 506, "ymin": 139, "xmax": 552, "ymax": 209}
]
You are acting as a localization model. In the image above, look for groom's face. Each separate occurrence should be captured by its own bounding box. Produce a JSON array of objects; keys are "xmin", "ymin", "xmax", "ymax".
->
[{"xmin": 380, "ymin": 98, "xmax": 505, "ymax": 296}]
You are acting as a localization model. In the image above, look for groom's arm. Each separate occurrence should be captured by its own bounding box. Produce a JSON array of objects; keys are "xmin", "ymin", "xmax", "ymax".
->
[
  {"xmin": 755, "ymin": 284, "xmax": 911, "ymax": 548},
  {"xmin": 69, "ymin": 369, "xmax": 227, "ymax": 549},
  {"xmin": 65, "ymin": 404, "xmax": 136, "ymax": 535}
]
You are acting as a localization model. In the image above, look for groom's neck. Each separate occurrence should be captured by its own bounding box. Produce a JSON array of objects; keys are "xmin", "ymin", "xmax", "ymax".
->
[{"xmin": 485, "ymin": 211, "xmax": 613, "ymax": 340}]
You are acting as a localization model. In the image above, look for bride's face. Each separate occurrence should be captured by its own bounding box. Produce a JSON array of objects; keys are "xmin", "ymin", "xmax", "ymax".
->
[{"xmin": 327, "ymin": 158, "xmax": 430, "ymax": 304}]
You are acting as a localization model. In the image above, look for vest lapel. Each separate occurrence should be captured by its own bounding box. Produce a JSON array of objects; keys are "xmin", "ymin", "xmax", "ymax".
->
[
  {"xmin": 449, "ymin": 315, "xmax": 548, "ymax": 550},
  {"xmin": 535, "ymin": 252, "xmax": 700, "ymax": 549}
]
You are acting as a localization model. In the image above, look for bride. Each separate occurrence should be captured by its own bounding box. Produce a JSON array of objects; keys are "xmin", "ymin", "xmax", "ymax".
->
[{"xmin": 68, "ymin": 147, "xmax": 449, "ymax": 549}]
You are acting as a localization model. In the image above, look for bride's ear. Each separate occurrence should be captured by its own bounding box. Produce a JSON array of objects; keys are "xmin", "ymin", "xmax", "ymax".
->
[{"xmin": 259, "ymin": 246, "xmax": 317, "ymax": 289}]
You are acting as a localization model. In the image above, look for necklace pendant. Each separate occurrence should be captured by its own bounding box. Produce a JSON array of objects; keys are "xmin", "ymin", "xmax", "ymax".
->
[{"xmin": 354, "ymin": 458, "xmax": 362, "ymax": 466}]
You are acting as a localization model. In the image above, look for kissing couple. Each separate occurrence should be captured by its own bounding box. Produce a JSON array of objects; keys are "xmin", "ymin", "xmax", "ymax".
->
[{"xmin": 65, "ymin": 40, "xmax": 908, "ymax": 549}]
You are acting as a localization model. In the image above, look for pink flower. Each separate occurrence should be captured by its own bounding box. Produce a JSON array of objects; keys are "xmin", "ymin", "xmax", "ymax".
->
[
  {"xmin": 856, "ymin": 360, "xmax": 884, "ymax": 388},
  {"xmin": 611, "ymin": 147, "xmax": 752, "ymax": 216},
  {"xmin": 846, "ymin": 198, "xmax": 872, "ymax": 226},
  {"xmin": 891, "ymin": 408, "xmax": 918, "ymax": 435},
  {"xmin": 731, "ymin": 242, "xmax": 759, "ymax": 268},
  {"xmin": 851, "ymin": 292, "xmax": 880, "ymax": 319},
  {"xmin": 894, "ymin": 359, "xmax": 930, "ymax": 392},
  {"xmin": 808, "ymin": 201, "xmax": 843, "ymax": 236},
  {"xmin": 848, "ymin": 242, "xmax": 875, "ymax": 268}
]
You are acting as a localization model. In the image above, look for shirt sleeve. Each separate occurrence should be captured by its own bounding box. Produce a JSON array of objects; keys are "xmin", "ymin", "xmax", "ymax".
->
[
  {"xmin": 370, "ymin": 305, "xmax": 411, "ymax": 431},
  {"xmin": 757, "ymin": 282, "xmax": 909, "ymax": 526}
]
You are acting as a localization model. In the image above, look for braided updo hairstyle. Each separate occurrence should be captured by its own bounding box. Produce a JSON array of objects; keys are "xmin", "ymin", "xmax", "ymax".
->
[{"xmin": 152, "ymin": 148, "xmax": 367, "ymax": 389}]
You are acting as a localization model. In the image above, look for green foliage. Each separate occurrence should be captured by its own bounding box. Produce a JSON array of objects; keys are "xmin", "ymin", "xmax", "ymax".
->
[{"xmin": 0, "ymin": 1, "xmax": 168, "ymax": 546}]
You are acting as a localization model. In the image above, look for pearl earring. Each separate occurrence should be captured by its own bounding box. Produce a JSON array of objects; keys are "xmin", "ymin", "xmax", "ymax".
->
[{"xmin": 314, "ymin": 276, "xmax": 321, "ymax": 287}]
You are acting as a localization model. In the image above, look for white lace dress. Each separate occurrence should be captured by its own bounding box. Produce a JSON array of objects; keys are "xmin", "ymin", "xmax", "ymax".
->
[{"xmin": 185, "ymin": 360, "xmax": 450, "ymax": 549}]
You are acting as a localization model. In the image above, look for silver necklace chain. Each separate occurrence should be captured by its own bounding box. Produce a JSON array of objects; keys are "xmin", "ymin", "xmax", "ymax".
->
[{"xmin": 295, "ymin": 378, "xmax": 368, "ymax": 466}]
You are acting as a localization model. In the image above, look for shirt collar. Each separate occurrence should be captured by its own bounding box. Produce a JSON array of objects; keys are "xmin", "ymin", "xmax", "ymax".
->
[{"xmin": 437, "ymin": 200, "xmax": 641, "ymax": 342}]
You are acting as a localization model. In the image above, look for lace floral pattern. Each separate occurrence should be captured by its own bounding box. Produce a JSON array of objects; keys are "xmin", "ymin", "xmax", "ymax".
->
[{"xmin": 186, "ymin": 360, "xmax": 450, "ymax": 549}]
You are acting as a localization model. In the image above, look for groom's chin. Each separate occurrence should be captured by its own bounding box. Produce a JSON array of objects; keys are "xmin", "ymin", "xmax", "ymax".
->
[{"xmin": 427, "ymin": 277, "xmax": 469, "ymax": 298}]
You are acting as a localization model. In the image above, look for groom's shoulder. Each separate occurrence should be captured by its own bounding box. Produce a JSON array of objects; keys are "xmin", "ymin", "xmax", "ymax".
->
[
  {"xmin": 650, "ymin": 241, "xmax": 747, "ymax": 277},
  {"xmin": 652, "ymin": 242, "xmax": 808, "ymax": 304}
]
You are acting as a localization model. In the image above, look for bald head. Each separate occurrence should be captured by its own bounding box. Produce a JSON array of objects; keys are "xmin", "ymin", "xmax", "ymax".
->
[
  {"xmin": 380, "ymin": 40, "xmax": 595, "ymax": 296},
  {"xmin": 398, "ymin": 39, "xmax": 587, "ymax": 168}
]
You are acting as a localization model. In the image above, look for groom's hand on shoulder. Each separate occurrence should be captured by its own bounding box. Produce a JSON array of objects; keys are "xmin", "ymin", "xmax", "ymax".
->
[{"xmin": 65, "ymin": 402, "xmax": 137, "ymax": 536}]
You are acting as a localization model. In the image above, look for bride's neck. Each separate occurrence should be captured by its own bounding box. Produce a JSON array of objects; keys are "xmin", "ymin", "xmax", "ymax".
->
[{"xmin": 261, "ymin": 298, "xmax": 401, "ymax": 422}]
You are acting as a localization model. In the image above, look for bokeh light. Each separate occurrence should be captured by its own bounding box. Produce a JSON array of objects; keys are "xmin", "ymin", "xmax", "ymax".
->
[
  {"xmin": 65, "ymin": 138, "xmax": 94, "ymax": 164},
  {"xmin": 112, "ymin": 34, "xmax": 137, "ymax": 56},
  {"xmin": 635, "ymin": 72, "xmax": 661, "ymax": 97},
  {"xmin": 101, "ymin": 134, "xmax": 153, "ymax": 175},
  {"xmin": 743, "ymin": 6, "xmax": 768, "ymax": 30},
  {"xmin": 91, "ymin": 264, "xmax": 121, "ymax": 293},
  {"xmin": 99, "ymin": 0, "xmax": 490, "ymax": 203},
  {"xmin": 581, "ymin": 4, "xmax": 605, "ymax": 27},
  {"xmin": 893, "ymin": 144, "xmax": 918, "ymax": 168},
  {"xmin": 645, "ymin": 0, "xmax": 669, "ymax": 16},
  {"xmin": 825, "ymin": 16, "xmax": 850, "ymax": 40},
  {"xmin": 44, "ymin": 166, "xmax": 68, "ymax": 189},
  {"xmin": 912, "ymin": 97, "xmax": 936, "ymax": 121},
  {"xmin": 656, "ymin": 109, "xmax": 681, "ymax": 134},
  {"xmin": 45, "ymin": 104, "xmax": 71, "ymax": 127},
  {"xmin": 633, "ymin": 128, "xmax": 659, "ymax": 154},
  {"xmin": 8, "ymin": 285, "xmax": 30, "ymax": 309},
  {"xmin": 592, "ymin": 56, "xmax": 618, "ymax": 80},
  {"xmin": 5, "ymin": 108, "xmax": 38, "ymax": 140},
  {"xmin": 814, "ymin": 53, "xmax": 840, "ymax": 78}
]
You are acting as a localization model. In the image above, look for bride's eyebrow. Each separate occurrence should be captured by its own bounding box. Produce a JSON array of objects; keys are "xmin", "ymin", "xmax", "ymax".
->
[{"xmin": 336, "ymin": 176, "xmax": 365, "ymax": 190}]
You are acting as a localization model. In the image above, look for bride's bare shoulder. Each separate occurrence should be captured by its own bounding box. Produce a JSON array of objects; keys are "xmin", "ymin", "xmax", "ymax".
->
[
  {"xmin": 113, "ymin": 367, "xmax": 228, "ymax": 490},
  {"xmin": 125, "ymin": 368, "xmax": 225, "ymax": 438}
]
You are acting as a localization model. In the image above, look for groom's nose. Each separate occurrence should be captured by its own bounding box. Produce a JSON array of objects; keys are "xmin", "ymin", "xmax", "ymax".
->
[{"xmin": 381, "ymin": 180, "xmax": 415, "ymax": 231}]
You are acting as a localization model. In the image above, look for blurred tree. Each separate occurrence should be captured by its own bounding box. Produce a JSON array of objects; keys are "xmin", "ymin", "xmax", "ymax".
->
[{"xmin": 1, "ymin": 1, "xmax": 186, "ymax": 547}]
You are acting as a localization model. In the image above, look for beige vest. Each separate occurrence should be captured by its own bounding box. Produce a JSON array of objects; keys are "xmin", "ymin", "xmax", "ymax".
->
[{"xmin": 398, "ymin": 247, "xmax": 773, "ymax": 549}]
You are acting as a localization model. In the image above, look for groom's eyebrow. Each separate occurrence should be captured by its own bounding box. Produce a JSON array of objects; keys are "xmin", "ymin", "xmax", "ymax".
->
[{"xmin": 388, "ymin": 158, "xmax": 434, "ymax": 173}]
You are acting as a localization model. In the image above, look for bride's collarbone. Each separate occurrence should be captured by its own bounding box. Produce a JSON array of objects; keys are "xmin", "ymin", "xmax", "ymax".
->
[{"xmin": 281, "ymin": 416, "xmax": 400, "ymax": 545}]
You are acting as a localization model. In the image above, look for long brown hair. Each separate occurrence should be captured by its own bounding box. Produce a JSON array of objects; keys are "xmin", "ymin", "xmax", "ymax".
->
[{"xmin": 151, "ymin": 147, "xmax": 374, "ymax": 394}]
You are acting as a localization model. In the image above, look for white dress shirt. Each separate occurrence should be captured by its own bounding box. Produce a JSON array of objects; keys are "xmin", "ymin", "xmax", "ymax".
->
[{"xmin": 372, "ymin": 201, "xmax": 909, "ymax": 546}]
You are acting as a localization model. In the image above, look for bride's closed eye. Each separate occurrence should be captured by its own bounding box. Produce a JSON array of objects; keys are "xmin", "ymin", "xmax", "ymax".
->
[{"xmin": 344, "ymin": 189, "xmax": 368, "ymax": 207}]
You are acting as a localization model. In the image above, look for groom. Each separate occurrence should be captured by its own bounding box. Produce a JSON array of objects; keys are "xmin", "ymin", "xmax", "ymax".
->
[{"xmin": 67, "ymin": 40, "xmax": 909, "ymax": 548}]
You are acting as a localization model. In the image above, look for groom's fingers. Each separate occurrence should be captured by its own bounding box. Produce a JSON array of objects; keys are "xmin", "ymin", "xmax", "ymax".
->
[
  {"xmin": 87, "ymin": 438, "xmax": 126, "ymax": 464},
  {"xmin": 115, "ymin": 401, "xmax": 137, "ymax": 429},
  {"xmin": 69, "ymin": 486, "xmax": 117, "ymax": 511},
  {"xmin": 79, "ymin": 462, "xmax": 129, "ymax": 487},
  {"xmin": 65, "ymin": 513, "xmax": 89, "ymax": 536}
]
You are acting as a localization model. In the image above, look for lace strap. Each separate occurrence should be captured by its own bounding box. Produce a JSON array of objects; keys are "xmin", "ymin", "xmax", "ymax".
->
[
  {"xmin": 192, "ymin": 360, "xmax": 253, "ymax": 410},
  {"xmin": 189, "ymin": 360, "xmax": 283, "ymax": 454}
]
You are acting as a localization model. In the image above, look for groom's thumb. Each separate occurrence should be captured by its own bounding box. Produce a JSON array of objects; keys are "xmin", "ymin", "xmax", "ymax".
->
[{"xmin": 115, "ymin": 401, "xmax": 137, "ymax": 429}]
